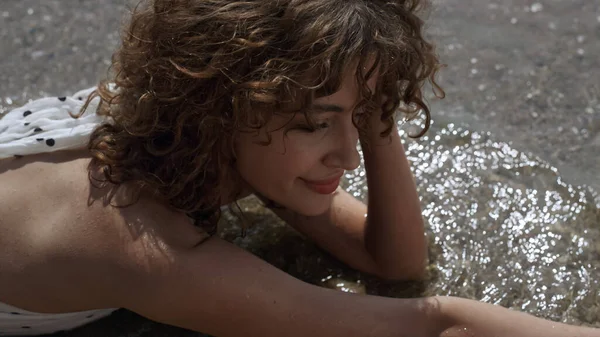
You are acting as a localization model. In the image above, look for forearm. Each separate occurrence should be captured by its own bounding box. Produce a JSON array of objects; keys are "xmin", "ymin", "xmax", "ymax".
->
[
  {"xmin": 361, "ymin": 126, "xmax": 427, "ymax": 279},
  {"xmin": 436, "ymin": 296, "xmax": 600, "ymax": 337}
]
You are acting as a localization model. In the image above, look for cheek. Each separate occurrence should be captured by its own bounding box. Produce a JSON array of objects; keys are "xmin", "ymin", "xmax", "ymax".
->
[{"xmin": 235, "ymin": 135, "xmax": 318, "ymax": 185}]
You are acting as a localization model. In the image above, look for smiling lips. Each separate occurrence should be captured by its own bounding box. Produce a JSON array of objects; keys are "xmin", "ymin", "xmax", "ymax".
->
[{"xmin": 302, "ymin": 173, "xmax": 344, "ymax": 194}]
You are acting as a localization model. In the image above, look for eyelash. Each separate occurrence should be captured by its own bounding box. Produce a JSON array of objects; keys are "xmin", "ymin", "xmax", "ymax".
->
[{"xmin": 294, "ymin": 122, "xmax": 330, "ymax": 133}]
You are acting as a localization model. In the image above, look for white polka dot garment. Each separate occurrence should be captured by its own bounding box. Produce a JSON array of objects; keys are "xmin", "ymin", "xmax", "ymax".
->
[
  {"xmin": 0, "ymin": 302, "xmax": 116, "ymax": 336},
  {"xmin": 0, "ymin": 87, "xmax": 107, "ymax": 159},
  {"xmin": 0, "ymin": 87, "xmax": 119, "ymax": 335}
]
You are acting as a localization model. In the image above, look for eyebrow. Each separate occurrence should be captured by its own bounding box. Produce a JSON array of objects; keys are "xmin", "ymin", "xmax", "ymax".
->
[{"xmin": 309, "ymin": 103, "xmax": 346, "ymax": 114}]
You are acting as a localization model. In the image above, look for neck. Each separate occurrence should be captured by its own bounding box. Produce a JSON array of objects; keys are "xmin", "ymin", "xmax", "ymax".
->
[{"xmin": 219, "ymin": 179, "xmax": 254, "ymax": 206}]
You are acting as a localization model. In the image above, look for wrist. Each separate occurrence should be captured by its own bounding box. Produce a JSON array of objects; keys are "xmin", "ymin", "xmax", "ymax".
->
[
  {"xmin": 368, "ymin": 117, "xmax": 398, "ymax": 136},
  {"xmin": 431, "ymin": 296, "xmax": 588, "ymax": 337},
  {"xmin": 360, "ymin": 122, "xmax": 401, "ymax": 152}
]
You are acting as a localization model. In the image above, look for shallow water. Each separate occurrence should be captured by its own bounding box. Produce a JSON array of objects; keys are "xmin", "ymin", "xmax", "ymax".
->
[{"xmin": 220, "ymin": 120, "xmax": 600, "ymax": 327}]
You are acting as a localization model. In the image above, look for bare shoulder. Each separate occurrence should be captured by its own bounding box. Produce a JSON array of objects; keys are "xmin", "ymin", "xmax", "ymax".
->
[{"xmin": 0, "ymin": 150, "xmax": 207, "ymax": 312}]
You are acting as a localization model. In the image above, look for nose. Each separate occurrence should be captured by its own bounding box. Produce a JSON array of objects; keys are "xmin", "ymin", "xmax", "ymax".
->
[{"xmin": 322, "ymin": 121, "xmax": 361, "ymax": 171}]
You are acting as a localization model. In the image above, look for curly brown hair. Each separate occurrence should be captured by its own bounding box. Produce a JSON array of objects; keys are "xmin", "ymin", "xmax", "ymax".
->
[{"xmin": 82, "ymin": 0, "xmax": 444, "ymax": 234}]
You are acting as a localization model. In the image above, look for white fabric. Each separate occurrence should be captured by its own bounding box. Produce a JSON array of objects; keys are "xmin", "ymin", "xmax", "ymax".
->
[
  {"xmin": 0, "ymin": 87, "xmax": 106, "ymax": 159},
  {"xmin": 0, "ymin": 87, "xmax": 119, "ymax": 335},
  {"xmin": 0, "ymin": 302, "xmax": 116, "ymax": 336}
]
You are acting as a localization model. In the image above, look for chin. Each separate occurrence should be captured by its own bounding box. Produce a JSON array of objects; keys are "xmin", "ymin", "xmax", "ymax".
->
[
  {"xmin": 288, "ymin": 195, "xmax": 334, "ymax": 217},
  {"xmin": 259, "ymin": 183, "xmax": 335, "ymax": 216}
]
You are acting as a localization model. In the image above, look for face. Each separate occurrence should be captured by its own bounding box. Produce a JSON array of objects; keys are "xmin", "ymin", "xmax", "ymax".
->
[{"xmin": 234, "ymin": 67, "xmax": 378, "ymax": 216}]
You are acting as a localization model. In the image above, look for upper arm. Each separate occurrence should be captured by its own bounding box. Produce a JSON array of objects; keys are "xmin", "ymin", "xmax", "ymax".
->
[
  {"xmin": 117, "ymin": 236, "xmax": 436, "ymax": 337},
  {"xmin": 119, "ymin": 236, "xmax": 309, "ymax": 336}
]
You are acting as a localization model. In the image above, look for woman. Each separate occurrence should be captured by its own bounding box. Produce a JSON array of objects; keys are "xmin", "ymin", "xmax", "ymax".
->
[{"xmin": 0, "ymin": 0, "xmax": 598, "ymax": 336}]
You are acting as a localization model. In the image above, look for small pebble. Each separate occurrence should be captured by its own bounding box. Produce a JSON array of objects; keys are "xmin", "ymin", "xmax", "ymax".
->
[
  {"xmin": 31, "ymin": 51, "xmax": 45, "ymax": 59},
  {"xmin": 530, "ymin": 3, "xmax": 543, "ymax": 13}
]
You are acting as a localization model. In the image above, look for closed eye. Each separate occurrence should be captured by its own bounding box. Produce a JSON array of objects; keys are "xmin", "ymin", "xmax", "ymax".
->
[{"xmin": 294, "ymin": 122, "xmax": 330, "ymax": 133}]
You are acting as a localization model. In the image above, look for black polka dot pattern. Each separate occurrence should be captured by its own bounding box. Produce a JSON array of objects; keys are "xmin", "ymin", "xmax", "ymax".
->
[
  {"xmin": 0, "ymin": 86, "xmax": 103, "ymax": 161},
  {"xmin": 0, "ymin": 302, "xmax": 116, "ymax": 334}
]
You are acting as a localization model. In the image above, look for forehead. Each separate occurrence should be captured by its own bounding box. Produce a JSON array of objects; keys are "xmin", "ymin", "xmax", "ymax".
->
[{"xmin": 313, "ymin": 61, "xmax": 380, "ymax": 107}]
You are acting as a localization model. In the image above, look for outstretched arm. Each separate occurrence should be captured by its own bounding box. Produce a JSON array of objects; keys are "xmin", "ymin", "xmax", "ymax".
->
[
  {"xmin": 105, "ymin": 202, "xmax": 598, "ymax": 337},
  {"xmin": 119, "ymin": 236, "xmax": 441, "ymax": 337},
  {"xmin": 115, "ymin": 234, "xmax": 598, "ymax": 337}
]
